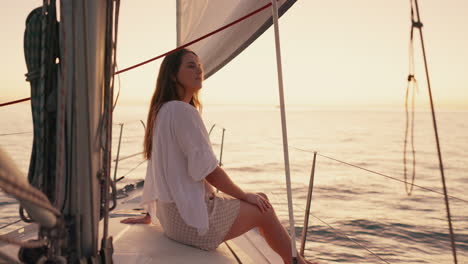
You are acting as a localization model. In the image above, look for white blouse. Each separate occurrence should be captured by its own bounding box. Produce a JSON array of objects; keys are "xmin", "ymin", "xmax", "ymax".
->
[{"xmin": 141, "ymin": 100, "xmax": 218, "ymax": 235}]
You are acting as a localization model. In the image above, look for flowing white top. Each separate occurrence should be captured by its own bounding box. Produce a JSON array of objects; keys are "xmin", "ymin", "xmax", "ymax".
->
[{"xmin": 141, "ymin": 101, "xmax": 218, "ymax": 235}]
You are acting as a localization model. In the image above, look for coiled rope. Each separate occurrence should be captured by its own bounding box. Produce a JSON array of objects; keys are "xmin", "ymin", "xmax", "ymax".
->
[
  {"xmin": 0, "ymin": 150, "xmax": 58, "ymax": 251},
  {"xmin": 0, "ymin": 169, "xmax": 60, "ymax": 216}
]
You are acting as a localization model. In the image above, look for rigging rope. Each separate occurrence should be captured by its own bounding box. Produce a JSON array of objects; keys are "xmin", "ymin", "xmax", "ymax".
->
[
  {"xmin": 100, "ymin": 0, "xmax": 121, "ymax": 251},
  {"xmin": 403, "ymin": 6, "xmax": 420, "ymax": 195},
  {"xmin": 112, "ymin": 63, "xmax": 121, "ymax": 111},
  {"xmin": 111, "ymin": 0, "xmax": 122, "ymax": 112},
  {"xmin": 103, "ymin": 121, "xmax": 468, "ymax": 204},
  {"xmin": 270, "ymin": 191, "xmax": 391, "ymax": 264},
  {"xmin": 120, "ymin": 159, "xmax": 147, "ymax": 179},
  {"xmin": 0, "ymin": 219, "xmax": 22, "ymax": 231},
  {"xmin": 1, "ymin": 138, "xmax": 60, "ymax": 224},
  {"xmin": 114, "ymin": 152, "xmax": 142, "ymax": 162},
  {"xmin": 289, "ymin": 145, "xmax": 468, "ymax": 204},
  {"xmin": 0, "ymin": 173, "xmax": 60, "ymax": 216},
  {"xmin": 0, "ymin": 2, "xmax": 273, "ymax": 107},
  {"xmin": 0, "ymin": 132, "xmax": 32, "ymax": 137},
  {"xmin": 410, "ymin": 1, "xmax": 457, "ymax": 263},
  {"xmin": 310, "ymin": 214, "xmax": 391, "ymax": 264},
  {"xmin": 0, "ymin": 98, "xmax": 31, "ymax": 107},
  {"xmin": 114, "ymin": 2, "xmax": 272, "ymax": 75},
  {"xmin": 0, "ymin": 235, "xmax": 47, "ymax": 248}
]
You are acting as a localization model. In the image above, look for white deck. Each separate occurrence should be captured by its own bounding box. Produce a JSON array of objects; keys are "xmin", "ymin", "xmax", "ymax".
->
[
  {"xmin": 109, "ymin": 191, "xmax": 283, "ymax": 264},
  {"xmin": 0, "ymin": 190, "xmax": 283, "ymax": 263}
]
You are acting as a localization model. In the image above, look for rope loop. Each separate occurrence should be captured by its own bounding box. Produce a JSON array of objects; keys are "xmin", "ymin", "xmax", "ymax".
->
[
  {"xmin": 404, "ymin": 71, "xmax": 418, "ymax": 196},
  {"xmin": 19, "ymin": 205, "xmax": 35, "ymax": 223}
]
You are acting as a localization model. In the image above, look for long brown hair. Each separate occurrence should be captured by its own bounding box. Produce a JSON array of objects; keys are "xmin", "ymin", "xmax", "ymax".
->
[{"xmin": 143, "ymin": 48, "xmax": 202, "ymax": 160}]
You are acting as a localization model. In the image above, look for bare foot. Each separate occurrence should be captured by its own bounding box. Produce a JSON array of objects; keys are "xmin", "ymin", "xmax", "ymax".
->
[{"xmin": 120, "ymin": 213, "xmax": 151, "ymax": 224}]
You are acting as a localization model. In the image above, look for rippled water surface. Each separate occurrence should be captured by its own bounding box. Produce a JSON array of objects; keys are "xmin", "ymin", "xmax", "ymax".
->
[{"xmin": 1, "ymin": 104, "xmax": 467, "ymax": 263}]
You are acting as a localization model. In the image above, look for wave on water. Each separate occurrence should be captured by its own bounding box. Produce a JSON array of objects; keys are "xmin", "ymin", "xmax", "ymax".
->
[
  {"xmin": 227, "ymin": 162, "xmax": 285, "ymax": 173},
  {"xmin": 2, "ymin": 107, "xmax": 467, "ymax": 262},
  {"xmin": 294, "ymin": 218, "xmax": 468, "ymax": 263}
]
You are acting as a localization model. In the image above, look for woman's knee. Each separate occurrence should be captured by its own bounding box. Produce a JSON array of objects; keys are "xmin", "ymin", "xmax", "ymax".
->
[
  {"xmin": 244, "ymin": 199, "xmax": 274, "ymax": 222},
  {"xmin": 234, "ymin": 201, "xmax": 265, "ymax": 230}
]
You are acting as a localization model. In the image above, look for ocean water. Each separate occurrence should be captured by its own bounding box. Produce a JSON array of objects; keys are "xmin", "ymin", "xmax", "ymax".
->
[{"xmin": 1, "ymin": 103, "xmax": 467, "ymax": 263}]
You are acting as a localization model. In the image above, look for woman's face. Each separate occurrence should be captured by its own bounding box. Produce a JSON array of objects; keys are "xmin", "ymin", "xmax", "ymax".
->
[{"xmin": 176, "ymin": 52, "xmax": 204, "ymax": 92}]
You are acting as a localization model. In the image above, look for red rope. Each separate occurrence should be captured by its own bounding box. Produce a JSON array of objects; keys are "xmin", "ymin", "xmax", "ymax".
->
[
  {"xmin": 1, "ymin": 2, "xmax": 272, "ymax": 107},
  {"xmin": 115, "ymin": 2, "xmax": 272, "ymax": 74},
  {"xmin": 0, "ymin": 97, "xmax": 31, "ymax": 107}
]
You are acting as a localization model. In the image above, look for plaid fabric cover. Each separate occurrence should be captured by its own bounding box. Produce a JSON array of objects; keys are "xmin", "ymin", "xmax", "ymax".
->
[{"xmin": 157, "ymin": 193, "xmax": 240, "ymax": 251}]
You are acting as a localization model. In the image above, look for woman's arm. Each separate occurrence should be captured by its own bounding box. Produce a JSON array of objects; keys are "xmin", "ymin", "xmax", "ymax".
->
[
  {"xmin": 205, "ymin": 166, "xmax": 271, "ymax": 212},
  {"xmin": 205, "ymin": 166, "xmax": 247, "ymax": 200},
  {"xmin": 204, "ymin": 179, "xmax": 215, "ymax": 195}
]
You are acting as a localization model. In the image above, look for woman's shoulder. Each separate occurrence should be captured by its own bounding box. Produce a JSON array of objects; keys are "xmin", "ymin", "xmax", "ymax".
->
[{"xmin": 162, "ymin": 101, "xmax": 197, "ymax": 115}]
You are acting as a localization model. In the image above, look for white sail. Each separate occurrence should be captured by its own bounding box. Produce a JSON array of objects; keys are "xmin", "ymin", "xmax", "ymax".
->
[{"xmin": 177, "ymin": 0, "xmax": 296, "ymax": 78}]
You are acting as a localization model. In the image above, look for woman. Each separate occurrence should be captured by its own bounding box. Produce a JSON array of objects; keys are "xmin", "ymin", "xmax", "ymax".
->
[{"xmin": 121, "ymin": 49, "xmax": 316, "ymax": 264}]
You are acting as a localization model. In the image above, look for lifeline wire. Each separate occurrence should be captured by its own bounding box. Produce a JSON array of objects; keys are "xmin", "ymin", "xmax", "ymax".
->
[
  {"xmin": 271, "ymin": 191, "xmax": 391, "ymax": 264},
  {"xmin": 290, "ymin": 145, "xmax": 467, "ymax": 204}
]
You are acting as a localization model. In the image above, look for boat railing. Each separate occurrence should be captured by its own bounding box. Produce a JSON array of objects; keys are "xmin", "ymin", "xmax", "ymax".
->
[
  {"xmin": 291, "ymin": 144, "xmax": 467, "ymax": 263},
  {"xmin": 208, "ymin": 124, "xmax": 226, "ymax": 166},
  {"xmin": 213, "ymin": 125, "xmax": 465, "ymax": 262}
]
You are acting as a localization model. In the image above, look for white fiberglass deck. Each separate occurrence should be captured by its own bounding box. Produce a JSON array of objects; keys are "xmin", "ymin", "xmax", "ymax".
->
[
  {"xmin": 0, "ymin": 190, "xmax": 283, "ymax": 263},
  {"xmin": 108, "ymin": 191, "xmax": 283, "ymax": 264}
]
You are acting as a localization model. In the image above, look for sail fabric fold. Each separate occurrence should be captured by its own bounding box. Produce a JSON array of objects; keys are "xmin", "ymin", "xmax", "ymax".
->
[{"xmin": 177, "ymin": 0, "xmax": 296, "ymax": 78}]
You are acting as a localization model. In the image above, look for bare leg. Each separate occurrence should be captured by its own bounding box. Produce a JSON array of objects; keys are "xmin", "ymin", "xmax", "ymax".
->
[{"xmin": 223, "ymin": 194, "xmax": 316, "ymax": 264}]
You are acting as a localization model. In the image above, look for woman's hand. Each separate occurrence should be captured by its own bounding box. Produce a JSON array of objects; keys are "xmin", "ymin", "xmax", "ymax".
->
[
  {"xmin": 244, "ymin": 192, "xmax": 272, "ymax": 213},
  {"xmin": 120, "ymin": 213, "xmax": 151, "ymax": 224}
]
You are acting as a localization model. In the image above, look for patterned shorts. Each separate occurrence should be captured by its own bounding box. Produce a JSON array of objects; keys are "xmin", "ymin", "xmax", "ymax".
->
[{"xmin": 156, "ymin": 193, "xmax": 240, "ymax": 251}]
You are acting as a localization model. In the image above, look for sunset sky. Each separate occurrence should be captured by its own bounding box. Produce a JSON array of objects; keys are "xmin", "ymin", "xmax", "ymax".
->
[{"xmin": 1, "ymin": 0, "xmax": 467, "ymax": 109}]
